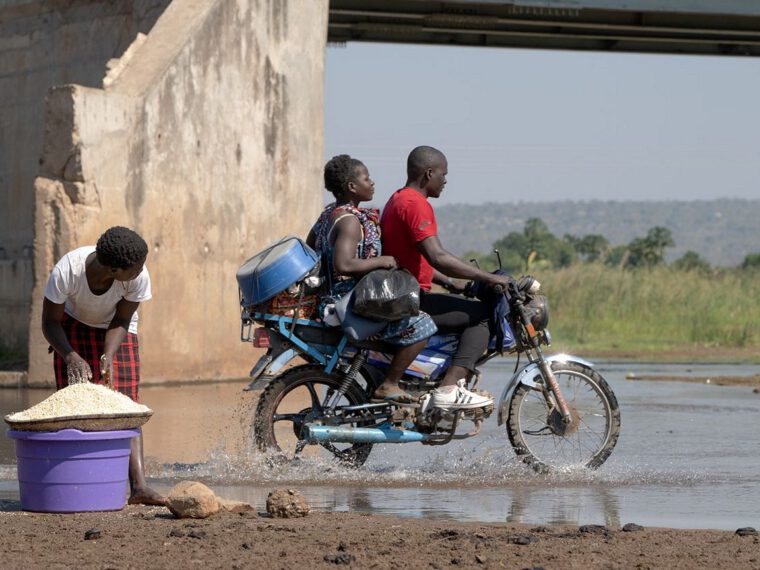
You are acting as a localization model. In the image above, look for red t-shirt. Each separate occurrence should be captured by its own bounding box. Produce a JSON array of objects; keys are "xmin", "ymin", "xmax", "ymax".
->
[{"xmin": 380, "ymin": 187, "xmax": 438, "ymax": 290}]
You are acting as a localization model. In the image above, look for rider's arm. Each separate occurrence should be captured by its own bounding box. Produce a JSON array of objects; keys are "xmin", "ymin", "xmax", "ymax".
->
[
  {"xmin": 418, "ymin": 236, "xmax": 508, "ymax": 287},
  {"xmin": 332, "ymin": 216, "xmax": 396, "ymax": 277},
  {"xmin": 432, "ymin": 269, "xmax": 451, "ymax": 287},
  {"xmin": 432, "ymin": 269, "xmax": 465, "ymax": 293}
]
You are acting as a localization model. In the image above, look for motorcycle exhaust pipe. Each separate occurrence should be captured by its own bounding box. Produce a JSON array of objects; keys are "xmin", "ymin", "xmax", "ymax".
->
[{"xmin": 304, "ymin": 424, "xmax": 429, "ymax": 444}]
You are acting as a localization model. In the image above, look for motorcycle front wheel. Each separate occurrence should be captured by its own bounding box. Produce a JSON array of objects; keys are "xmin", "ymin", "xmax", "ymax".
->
[
  {"xmin": 254, "ymin": 364, "xmax": 373, "ymax": 467},
  {"xmin": 507, "ymin": 361, "xmax": 621, "ymax": 472}
]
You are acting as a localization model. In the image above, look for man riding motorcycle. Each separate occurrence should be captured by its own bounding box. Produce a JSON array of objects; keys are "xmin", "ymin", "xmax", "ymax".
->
[{"xmin": 381, "ymin": 145, "xmax": 514, "ymax": 412}]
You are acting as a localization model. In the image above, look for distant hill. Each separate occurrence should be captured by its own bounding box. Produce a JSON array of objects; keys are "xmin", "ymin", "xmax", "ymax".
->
[{"xmin": 435, "ymin": 199, "xmax": 760, "ymax": 267}]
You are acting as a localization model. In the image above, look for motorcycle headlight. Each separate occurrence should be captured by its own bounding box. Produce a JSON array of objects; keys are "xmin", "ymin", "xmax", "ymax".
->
[{"xmin": 525, "ymin": 295, "xmax": 549, "ymax": 331}]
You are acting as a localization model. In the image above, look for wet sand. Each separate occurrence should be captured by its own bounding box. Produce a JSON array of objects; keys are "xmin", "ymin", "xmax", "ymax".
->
[{"xmin": 0, "ymin": 505, "xmax": 757, "ymax": 569}]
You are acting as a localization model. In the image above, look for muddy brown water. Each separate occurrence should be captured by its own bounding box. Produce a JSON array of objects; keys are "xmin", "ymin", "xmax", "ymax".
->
[{"xmin": 1, "ymin": 360, "xmax": 758, "ymax": 530}]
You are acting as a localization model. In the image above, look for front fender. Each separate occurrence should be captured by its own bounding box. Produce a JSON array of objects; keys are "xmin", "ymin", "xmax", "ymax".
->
[{"xmin": 495, "ymin": 353, "xmax": 595, "ymax": 426}]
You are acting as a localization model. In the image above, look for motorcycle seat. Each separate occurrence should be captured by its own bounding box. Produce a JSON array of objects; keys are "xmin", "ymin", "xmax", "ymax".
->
[{"xmin": 292, "ymin": 323, "xmax": 344, "ymax": 346}]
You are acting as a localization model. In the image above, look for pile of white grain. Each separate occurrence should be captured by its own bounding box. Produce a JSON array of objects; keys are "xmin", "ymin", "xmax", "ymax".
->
[{"xmin": 6, "ymin": 383, "xmax": 151, "ymax": 422}]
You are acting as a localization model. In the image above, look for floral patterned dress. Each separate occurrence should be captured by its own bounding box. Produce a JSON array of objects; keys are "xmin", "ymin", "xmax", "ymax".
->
[{"xmin": 311, "ymin": 203, "xmax": 437, "ymax": 346}]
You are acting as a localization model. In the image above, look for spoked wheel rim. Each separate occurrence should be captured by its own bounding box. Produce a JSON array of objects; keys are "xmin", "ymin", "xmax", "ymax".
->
[
  {"xmin": 266, "ymin": 376, "xmax": 372, "ymax": 465},
  {"xmin": 514, "ymin": 368, "xmax": 615, "ymax": 470}
]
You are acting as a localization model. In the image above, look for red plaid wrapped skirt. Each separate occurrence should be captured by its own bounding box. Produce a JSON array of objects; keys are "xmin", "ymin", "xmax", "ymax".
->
[{"xmin": 53, "ymin": 314, "xmax": 141, "ymax": 402}]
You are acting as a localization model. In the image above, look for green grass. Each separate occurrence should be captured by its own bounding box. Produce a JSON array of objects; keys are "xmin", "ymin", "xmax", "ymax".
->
[{"xmin": 535, "ymin": 265, "xmax": 760, "ymax": 360}]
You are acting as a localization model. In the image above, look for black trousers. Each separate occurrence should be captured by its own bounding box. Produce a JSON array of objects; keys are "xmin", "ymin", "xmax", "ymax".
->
[{"xmin": 420, "ymin": 291, "xmax": 490, "ymax": 372}]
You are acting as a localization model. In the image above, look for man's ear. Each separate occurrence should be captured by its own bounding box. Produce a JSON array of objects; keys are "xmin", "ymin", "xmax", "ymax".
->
[
  {"xmin": 110, "ymin": 267, "xmax": 118, "ymax": 274},
  {"xmin": 424, "ymin": 168, "xmax": 433, "ymax": 181}
]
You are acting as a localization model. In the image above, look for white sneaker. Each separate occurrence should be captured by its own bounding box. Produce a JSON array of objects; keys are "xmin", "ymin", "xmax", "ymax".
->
[{"xmin": 429, "ymin": 379, "xmax": 493, "ymax": 411}]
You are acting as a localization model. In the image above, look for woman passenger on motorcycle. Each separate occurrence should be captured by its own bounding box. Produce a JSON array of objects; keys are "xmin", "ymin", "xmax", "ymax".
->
[{"xmin": 306, "ymin": 154, "xmax": 437, "ymax": 403}]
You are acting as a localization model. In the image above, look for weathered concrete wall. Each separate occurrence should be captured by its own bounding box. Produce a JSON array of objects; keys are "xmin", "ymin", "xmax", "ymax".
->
[
  {"xmin": 0, "ymin": 0, "xmax": 170, "ymax": 358},
  {"xmin": 26, "ymin": 0, "xmax": 327, "ymax": 385}
]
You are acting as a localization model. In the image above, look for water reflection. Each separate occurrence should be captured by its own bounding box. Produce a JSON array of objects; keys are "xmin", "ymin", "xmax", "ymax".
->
[
  {"xmin": 156, "ymin": 482, "xmax": 625, "ymax": 528},
  {"xmin": 506, "ymin": 487, "xmax": 620, "ymax": 527}
]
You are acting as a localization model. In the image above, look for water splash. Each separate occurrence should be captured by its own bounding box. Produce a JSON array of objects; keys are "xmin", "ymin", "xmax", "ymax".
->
[
  {"xmin": 0, "ymin": 465, "xmax": 16, "ymax": 480},
  {"xmin": 147, "ymin": 440, "xmax": 710, "ymax": 489}
]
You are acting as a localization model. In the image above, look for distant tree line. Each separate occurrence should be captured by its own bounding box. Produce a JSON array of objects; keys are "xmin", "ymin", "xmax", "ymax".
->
[{"xmin": 464, "ymin": 217, "xmax": 760, "ymax": 274}]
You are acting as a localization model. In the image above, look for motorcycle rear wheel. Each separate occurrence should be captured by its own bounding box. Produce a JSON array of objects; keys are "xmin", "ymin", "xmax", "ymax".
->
[
  {"xmin": 254, "ymin": 364, "xmax": 373, "ymax": 467},
  {"xmin": 507, "ymin": 361, "xmax": 620, "ymax": 472}
]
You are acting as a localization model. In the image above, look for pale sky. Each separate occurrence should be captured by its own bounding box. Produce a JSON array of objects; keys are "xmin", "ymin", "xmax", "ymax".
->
[{"xmin": 324, "ymin": 42, "xmax": 760, "ymax": 206}]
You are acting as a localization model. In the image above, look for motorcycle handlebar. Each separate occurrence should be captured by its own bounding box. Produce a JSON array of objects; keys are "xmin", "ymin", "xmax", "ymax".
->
[
  {"xmin": 462, "ymin": 281, "xmax": 509, "ymax": 296},
  {"xmin": 461, "ymin": 276, "xmax": 532, "ymax": 298}
]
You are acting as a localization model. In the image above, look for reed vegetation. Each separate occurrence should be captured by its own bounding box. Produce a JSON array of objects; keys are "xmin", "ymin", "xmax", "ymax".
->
[{"xmin": 536, "ymin": 265, "xmax": 760, "ymax": 359}]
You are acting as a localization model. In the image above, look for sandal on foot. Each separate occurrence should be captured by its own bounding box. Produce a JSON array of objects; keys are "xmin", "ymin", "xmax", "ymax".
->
[{"xmin": 371, "ymin": 390, "xmax": 417, "ymax": 404}]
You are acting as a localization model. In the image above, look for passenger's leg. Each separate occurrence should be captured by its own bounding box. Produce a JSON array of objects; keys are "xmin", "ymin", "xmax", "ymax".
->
[
  {"xmin": 372, "ymin": 312, "xmax": 437, "ymax": 402},
  {"xmin": 373, "ymin": 338, "xmax": 428, "ymax": 402}
]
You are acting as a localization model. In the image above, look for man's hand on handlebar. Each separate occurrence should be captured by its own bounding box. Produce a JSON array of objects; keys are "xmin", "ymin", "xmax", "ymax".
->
[
  {"xmin": 486, "ymin": 273, "xmax": 517, "ymax": 295},
  {"xmin": 458, "ymin": 272, "xmax": 517, "ymax": 298}
]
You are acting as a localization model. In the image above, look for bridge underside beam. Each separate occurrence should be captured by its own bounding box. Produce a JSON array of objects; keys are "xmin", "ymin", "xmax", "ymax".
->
[{"xmin": 328, "ymin": 1, "xmax": 760, "ymax": 56}]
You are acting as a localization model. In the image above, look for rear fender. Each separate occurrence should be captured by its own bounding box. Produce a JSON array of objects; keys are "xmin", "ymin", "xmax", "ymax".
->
[
  {"xmin": 496, "ymin": 353, "xmax": 595, "ymax": 426},
  {"xmin": 244, "ymin": 348, "xmax": 301, "ymax": 391},
  {"xmin": 244, "ymin": 333, "xmax": 299, "ymax": 391}
]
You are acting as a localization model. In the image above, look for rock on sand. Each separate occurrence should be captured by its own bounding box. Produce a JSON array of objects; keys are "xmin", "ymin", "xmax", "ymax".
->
[
  {"xmin": 167, "ymin": 481, "xmax": 221, "ymax": 519},
  {"xmin": 166, "ymin": 481, "xmax": 254, "ymax": 519},
  {"xmin": 266, "ymin": 488, "xmax": 310, "ymax": 518}
]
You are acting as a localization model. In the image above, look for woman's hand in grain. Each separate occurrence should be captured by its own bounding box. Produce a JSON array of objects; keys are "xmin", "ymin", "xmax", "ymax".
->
[{"xmin": 64, "ymin": 352, "xmax": 92, "ymax": 384}]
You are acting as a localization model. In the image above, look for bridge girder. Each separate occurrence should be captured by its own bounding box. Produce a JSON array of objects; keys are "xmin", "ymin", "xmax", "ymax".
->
[{"xmin": 329, "ymin": 1, "xmax": 760, "ymax": 56}]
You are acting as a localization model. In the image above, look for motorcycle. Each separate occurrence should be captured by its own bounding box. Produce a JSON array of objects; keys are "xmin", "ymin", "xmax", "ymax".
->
[{"xmin": 237, "ymin": 237, "xmax": 621, "ymax": 473}]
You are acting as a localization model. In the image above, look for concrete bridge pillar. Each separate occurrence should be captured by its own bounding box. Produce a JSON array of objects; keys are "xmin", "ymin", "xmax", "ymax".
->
[{"xmin": 0, "ymin": 0, "xmax": 328, "ymax": 385}]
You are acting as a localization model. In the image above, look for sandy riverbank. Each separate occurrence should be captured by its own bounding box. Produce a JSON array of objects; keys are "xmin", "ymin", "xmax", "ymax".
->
[
  {"xmin": 575, "ymin": 345, "xmax": 760, "ymax": 365},
  {"xmin": 0, "ymin": 505, "xmax": 757, "ymax": 569},
  {"xmin": 625, "ymin": 372, "xmax": 760, "ymax": 388}
]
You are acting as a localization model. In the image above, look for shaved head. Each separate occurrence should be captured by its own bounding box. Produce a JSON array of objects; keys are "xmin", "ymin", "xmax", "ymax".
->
[{"xmin": 407, "ymin": 146, "xmax": 446, "ymax": 180}]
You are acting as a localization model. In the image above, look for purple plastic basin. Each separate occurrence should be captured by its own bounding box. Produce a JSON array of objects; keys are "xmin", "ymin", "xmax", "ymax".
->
[{"xmin": 7, "ymin": 428, "xmax": 139, "ymax": 513}]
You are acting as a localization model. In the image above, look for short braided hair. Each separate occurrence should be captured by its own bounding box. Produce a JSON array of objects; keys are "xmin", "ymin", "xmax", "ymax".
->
[
  {"xmin": 96, "ymin": 226, "xmax": 148, "ymax": 269},
  {"xmin": 324, "ymin": 154, "xmax": 364, "ymax": 199}
]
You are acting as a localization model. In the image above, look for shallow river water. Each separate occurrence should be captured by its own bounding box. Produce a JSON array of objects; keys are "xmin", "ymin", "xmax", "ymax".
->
[{"xmin": 1, "ymin": 360, "xmax": 758, "ymax": 530}]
